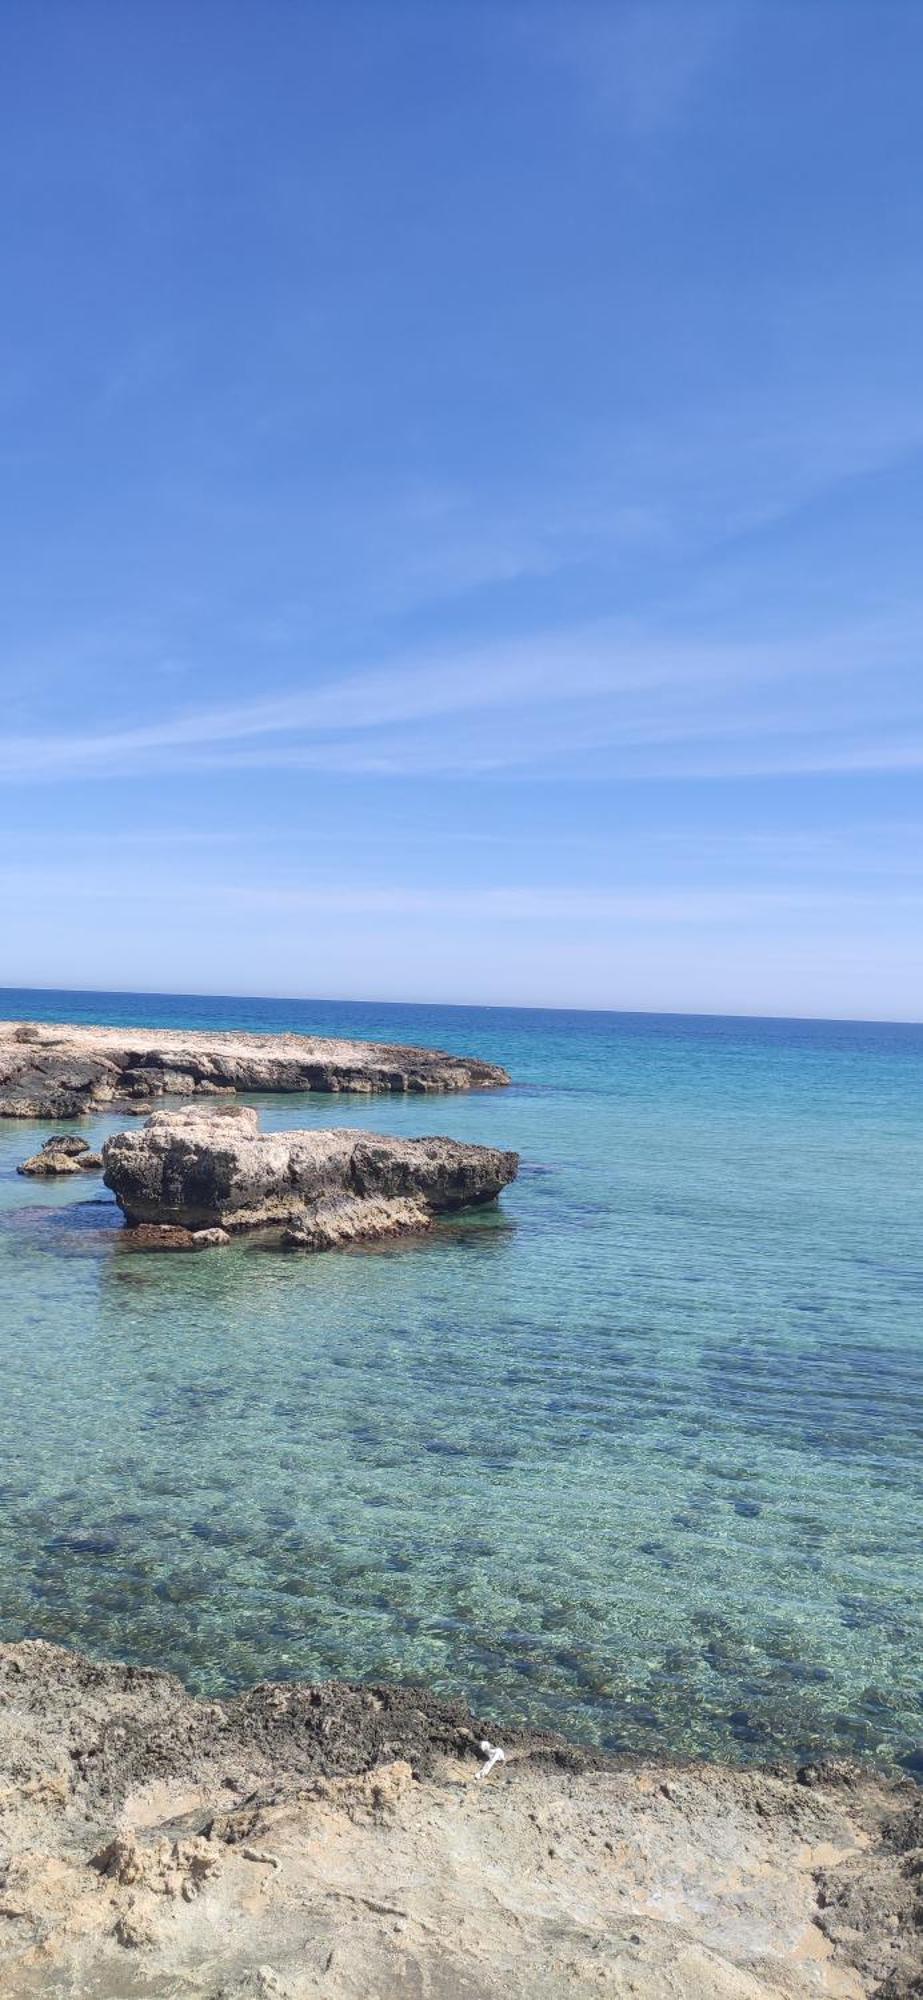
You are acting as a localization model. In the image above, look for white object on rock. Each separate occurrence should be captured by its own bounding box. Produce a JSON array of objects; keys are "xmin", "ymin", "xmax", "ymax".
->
[{"xmin": 477, "ymin": 1739, "xmax": 506, "ymax": 1779}]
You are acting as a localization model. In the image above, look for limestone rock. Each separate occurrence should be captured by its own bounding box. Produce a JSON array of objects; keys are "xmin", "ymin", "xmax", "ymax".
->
[
  {"xmin": 0, "ymin": 1019, "xmax": 510, "ymax": 1118},
  {"xmin": 280, "ymin": 1196, "xmax": 431, "ymax": 1250},
  {"xmin": 17, "ymin": 1135, "xmax": 101, "ymax": 1176},
  {"xmin": 102, "ymin": 1104, "xmax": 518, "ymax": 1246},
  {"xmin": 33, "ymin": 1133, "xmax": 89, "ymax": 1155},
  {"xmin": 0, "ymin": 1637, "xmax": 918, "ymax": 2000}
]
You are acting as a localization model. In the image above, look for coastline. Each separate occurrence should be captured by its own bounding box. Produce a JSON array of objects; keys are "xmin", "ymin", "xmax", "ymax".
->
[
  {"xmin": 0, "ymin": 1020, "xmax": 511, "ymax": 1119},
  {"xmin": 0, "ymin": 1638, "xmax": 919, "ymax": 1999}
]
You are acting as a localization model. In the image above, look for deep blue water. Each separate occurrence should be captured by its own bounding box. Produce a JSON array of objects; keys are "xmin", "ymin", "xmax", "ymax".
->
[{"xmin": 1, "ymin": 986, "xmax": 921, "ymax": 1771}]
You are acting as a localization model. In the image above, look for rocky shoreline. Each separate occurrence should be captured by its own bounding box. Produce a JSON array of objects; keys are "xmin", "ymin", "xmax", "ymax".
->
[
  {"xmin": 0, "ymin": 1021, "xmax": 511, "ymax": 1119},
  {"xmin": 0, "ymin": 1640, "xmax": 919, "ymax": 1999}
]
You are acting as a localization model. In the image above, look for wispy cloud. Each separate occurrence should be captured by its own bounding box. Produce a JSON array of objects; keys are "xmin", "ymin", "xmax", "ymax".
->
[
  {"xmin": 2, "ymin": 864, "xmax": 918, "ymax": 929},
  {"xmin": 225, "ymin": 882, "xmax": 923, "ymax": 926},
  {"xmin": 1, "ymin": 609, "xmax": 920, "ymax": 783}
]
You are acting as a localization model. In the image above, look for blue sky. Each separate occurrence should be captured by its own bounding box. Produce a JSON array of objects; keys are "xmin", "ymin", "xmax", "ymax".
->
[{"xmin": 2, "ymin": 0, "xmax": 922, "ymax": 1017}]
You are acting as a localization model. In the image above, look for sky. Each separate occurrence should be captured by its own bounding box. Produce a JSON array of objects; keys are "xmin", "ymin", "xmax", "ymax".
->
[{"xmin": 2, "ymin": 0, "xmax": 922, "ymax": 1019}]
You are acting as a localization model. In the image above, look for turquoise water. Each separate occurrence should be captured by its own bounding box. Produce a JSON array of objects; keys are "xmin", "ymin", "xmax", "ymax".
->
[{"xmin": 0, "ymin": 988, "xmax": 921, "ymax": 1771}]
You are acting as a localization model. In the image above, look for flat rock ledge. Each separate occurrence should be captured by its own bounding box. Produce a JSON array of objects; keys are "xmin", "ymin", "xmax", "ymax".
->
[
  {"xmin": 0, "ymin": 1019, "xmax": 511, "ymax": 1119},
  {"xmin": 0, "ymin": 1640, "xmax": 919, "ymax": 2000},
  {"xmin": 102, "ymin": 1103, "xmax": 518, "ymax": 1246}
]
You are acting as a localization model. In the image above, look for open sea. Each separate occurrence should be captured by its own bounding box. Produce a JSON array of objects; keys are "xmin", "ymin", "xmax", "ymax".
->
[{"xmin": 0, "ymin": 987, "xmax": 921, "ymax": 1772}]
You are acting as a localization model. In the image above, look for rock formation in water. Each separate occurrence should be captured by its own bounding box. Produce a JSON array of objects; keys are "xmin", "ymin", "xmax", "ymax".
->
[
  {"xmin": 0, "ymin": 1639, "xmax": 919, "ymax": 1999},
  {"xmin": 102, "ymin": 1103, "xmax": 518, "ymax": 1245},
  {"xmin": 16, "ymin": 1133, "xmax": 103, "ymax": 1175},
  {"xmin": 0, "ymin": 1020, "xmax": 511, "ymax": 1119}
]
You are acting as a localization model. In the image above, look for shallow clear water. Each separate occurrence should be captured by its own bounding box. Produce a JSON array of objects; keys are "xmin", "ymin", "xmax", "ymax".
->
[{"xmin": 0, "ymin": 987, "xmax": 921, "ymax": 1771}]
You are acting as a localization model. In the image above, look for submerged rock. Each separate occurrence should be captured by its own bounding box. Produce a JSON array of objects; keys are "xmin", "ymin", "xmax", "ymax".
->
[
  {"xmin": 117, "ymin": 1221, "xmax": 233, "ymax": 1252},
  {"xmin": 118, "ymin": 1223, "xmax": 201, "ymax": 1251},
  {"xmin": 102, "ymin": 1104, "xmax": 518, "ymax": 1246},
  {"xmin": 17, "ymin": 1135, "xmax": 103, "ymax": 1176},
  {"xmin": 0, "ymin": 1019, "xmax": 510, "ymax": 1117}
]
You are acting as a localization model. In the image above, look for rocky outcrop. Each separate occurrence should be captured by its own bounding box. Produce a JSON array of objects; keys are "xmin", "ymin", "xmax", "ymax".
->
[
  {"xmin": 102, "ymin": 1104, "xmax": 518, "ymax": 1245},
  {"xmin": 0, "ymin": 1639, "xmax": 919, "ymax": 2000},
  {"xmin": 16, "ymin": 1134, "xmax": 103, "ymax": 1175},
  {"xmin": 0, "ymin": 1020, "xmax": 510, "ymax": 1118}
]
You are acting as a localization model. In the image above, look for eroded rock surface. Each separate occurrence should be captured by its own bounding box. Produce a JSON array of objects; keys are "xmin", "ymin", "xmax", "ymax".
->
[
  {"xmin": 0, "ymin": 1020, "xmax": 510, "ymax": 1118},
  {"xmin": 101, "ymin": 1104, "xmax": 519, "ymax": 1244},
  {"xmin": 0, "ymin": 1640, "xmax": 918, "ymax": 2000},
  {"xmin": 16, "ymin": 1134, "xmax": 103, "ymax": 1176}
]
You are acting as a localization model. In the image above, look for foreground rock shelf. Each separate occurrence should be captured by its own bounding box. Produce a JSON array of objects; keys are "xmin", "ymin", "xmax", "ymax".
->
[
  {"xmin": 0, "ymin": 1019, "xmax": 511, "ymax": 1119},
  {"xmin": 0, "ymin": 1639, "xmax": 919, "ymax": 1999},
  {"xmin": 102, "ymin": 1103, "xmax": 519, "ymax": 1247}
]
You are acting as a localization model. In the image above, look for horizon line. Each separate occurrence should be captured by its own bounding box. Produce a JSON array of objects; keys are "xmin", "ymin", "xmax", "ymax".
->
[{"xmin": 1, "ymin": 982, "xmax": 921, "ymax": 1033}]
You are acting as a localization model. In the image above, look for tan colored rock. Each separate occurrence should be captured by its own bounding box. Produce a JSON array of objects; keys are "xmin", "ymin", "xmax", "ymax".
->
[
  {"xmin": 18, "ymin": 1150, "xmax": 83, "ymax": 1176},
  {"xmin": 280, "ymin": 1196, "xmax": 431, "ymax": 1250},
  {"xmin": 16, "ymin": 1134, "xmax": 100, "ymax": 1175},
  {"xmin": 0, "ymin": 1639, "xmax": 918, "ymax": 1999}
]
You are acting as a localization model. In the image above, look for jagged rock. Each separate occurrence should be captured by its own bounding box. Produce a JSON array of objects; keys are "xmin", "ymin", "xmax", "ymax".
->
[
  {"xmin": 17, "ymin": 1135, "xmax": 102, "ymax": 1176},
  {"xmin": 191, "ymin": 1227, "xmax": 231, "ymax": 1249},
  {"xmin": 0, "ymin": 1020, "xmax": 510, "ymax": 1118},
  {"xmin": 102, "ymin": 1104, "xmax": 518, "ymax": 1246}
]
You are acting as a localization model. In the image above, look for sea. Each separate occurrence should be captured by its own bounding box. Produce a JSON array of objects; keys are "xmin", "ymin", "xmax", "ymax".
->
[{"xmin": 0, "ymin": 987, "xmax": 921, "ymax": 1772}]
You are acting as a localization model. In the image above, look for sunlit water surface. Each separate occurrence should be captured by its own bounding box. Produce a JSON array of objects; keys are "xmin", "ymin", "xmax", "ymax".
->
[{"xmin": 0, "ymin": 988, "xmax": 921, "ymax": 1770}]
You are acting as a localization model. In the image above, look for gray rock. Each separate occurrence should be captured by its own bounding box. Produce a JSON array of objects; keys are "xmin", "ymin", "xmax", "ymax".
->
[
  {"xmin": 0, "ymin": 1020, "xmax": 510, "ymax": 1118},
  {"xmin": 102, "ymin": 1104, "xmax": 518, "ymax": 1247}
]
